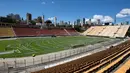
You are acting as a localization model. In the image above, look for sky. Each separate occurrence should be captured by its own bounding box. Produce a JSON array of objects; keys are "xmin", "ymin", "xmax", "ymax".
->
[{"xmin": 0, "ymin": 0, "xmax": 130, "ymax": 23}]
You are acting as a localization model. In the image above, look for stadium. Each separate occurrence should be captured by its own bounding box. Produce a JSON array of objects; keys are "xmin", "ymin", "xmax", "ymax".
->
[{"xmin": 0, "ymin": 24, "xmax": 130, "ymax": 73}]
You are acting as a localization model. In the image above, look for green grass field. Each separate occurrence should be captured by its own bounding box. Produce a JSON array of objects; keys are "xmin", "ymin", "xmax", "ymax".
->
[{"xmin": 0, "ymin": 36, "xmax": 110, "ymax": 58}]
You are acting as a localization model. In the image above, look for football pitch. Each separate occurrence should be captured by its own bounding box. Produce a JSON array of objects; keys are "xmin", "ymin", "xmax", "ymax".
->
[{"xmin": 0, "ymin": 36, "xmax": 110, "ymax": 58}]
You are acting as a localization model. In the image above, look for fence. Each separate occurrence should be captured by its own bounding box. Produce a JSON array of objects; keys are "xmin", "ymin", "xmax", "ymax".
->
[{"xmin": 0, "ymin": 39, "xmax": 123, "ymax": 73}]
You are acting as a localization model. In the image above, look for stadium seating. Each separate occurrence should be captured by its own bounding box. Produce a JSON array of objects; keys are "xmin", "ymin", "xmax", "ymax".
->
[
  {"xmin": 83, "ymin": 25, "xmax": 130, "ymax": 38},
  {"xmin": 31, "ymin": 40, "xmax": 130, "ymax": 73},
  {"xmin": 0, "ymin": 27, "xmax": 15, "ymax": 37},
  {"xmin": 114, "ymin": 59, "xmax": 130, "ymax": 73},
  {"xmin": 13, "ymin": 28, "xmax": 38, "ymax": 36},
  {"xmin": 65, "ymin": 28, "xmax": 79, "ymax": 36},
  {"xmin": 87, "ymin": 26, "xmax": 97, "ymax": 35},
  {"xmin": 114, "ymin": 25, "xmax": 130, "ymax": 38},
  {"xmin": 51, "ymin": 29, "xmax": 68, "ymax": 36},
  {"xmin": 82, "ymin": 26, "xmax": 94, "ymax": 35},
  {"xmin": 108, "ymin": 26, "xmax": 120, "ymax": 37},
  {"xmin": 39, "ymin": 29, "xmax": 53, "ymax": 35},
  {"xmin": 89, "ymin": 26, "xmax": 106, "ymax": 36},
  {"xmin": 99, "ymin": 26, "xmax": 120, "ymax": 37},
  {"xmin": 40, "ymin": 29, "xmax": 69, "ymax": 36},
  {"xmin": 13, "ymin": 28, "xmax": 79, "ymax": 36}
]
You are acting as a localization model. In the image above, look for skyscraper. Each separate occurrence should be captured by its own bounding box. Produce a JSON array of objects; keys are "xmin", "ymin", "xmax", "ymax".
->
[
  {"xmin": 64, "ymin": 22, "xmax": 68, "ymax": 25},
  {"xmin": 7, "ymin": 13, "xmax": 21, "ymax": 20},
  {"xmin": 68, "ymin": 21, "xmax": 71, "ymax": 25},
  {"xmin": 77, "ymin": 19, "xmax": 80, "ymax": 25},
  {"xmin": 7, "ymin": 13, "xmax": 14, "ymax": 19},
  {"xmin": 88, "ymin": 19, "xmax": 91, "ymax": 25},
  {"xmin": 37, "ymin": 16, "xmax": 42, "ymax": 23},
  {"xmin": 83, "ymin": 18, "xmax": 85, "ymax": 25},
  {"xmin": 26, "ymin": 13, "xmax": 32, "ymax": 24},
  {"xmin": 15, "ymin": 14, "xmax": 21, "ymax": 20},
  {"xmin": 54, "ymin": 17, "xmax": 57, "ymax": 27},
  {"xmin": 42, "ymin": 15, "xmax": 44, "ymax": 25},
  {"xmin": 41, "ymin": 15, "xmax": 45, "ymax": 29},
  {"xmin": 60, "ymin": 21, "xmax": 64, "ymax": 25},
  {"xmin": 74, "ymin": 21, "xmax": 76, "ymax": 25}
]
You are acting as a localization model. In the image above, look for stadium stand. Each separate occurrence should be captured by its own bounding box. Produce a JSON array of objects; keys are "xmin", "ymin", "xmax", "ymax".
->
[
  {"xmin": 82, "ymin": 26, "xmax": 94, "ymax": 35},
  {"xmin": 87, "ymin": 26, "xmax": 97, "ymax": 35},
  {"xmin": 39, "ymin": 28, "xmax": 74, "ymax": 36},
  {"xmin": 99, "ymin": 26, "xmax": 113, "ymax": 37},
  {"xmin": 108, "ymin": 26, "xmax": 120, "ymax": 37},
  {"xmin": 51, "ymin": 29, "xmax": 69, "ymax": 36},
  {"xmin": 114, "ymin": 59, "xmax": 130, "ymax": 73},
  {"xmin": 114, "ymin": 25, "xmax": 130, "ymax": 38},
  {"xmin": 83, "ymin": 25, "xmax": 130, "ymax": 38},
  {"xmin": 13, "ymin": 27, "xmax": 79, "ymax": 37},
  {"xmin": 65, "ymin": 28, "xmax": 79, "ymax": 36},
  {"xmin": 96, "ymin": 48, "xmax": 130, "ymax": 73},
  {"xmin": 31, "ymin": 40, "xmax": 130, "ymax": 73},
  {"xmin": 90, "ymin": 26, "xmax": 106, "ymax": 36},
  {"xmin": 0, "ymin": 27, "xmax": 15, "ymax": 37},
  {"xmin": 13, "ymin": 28, "xmax": 38, "ymax": 36},
  {"xmin": 39, "ymin": 29, "xmax": 53, "ymax": 36}
]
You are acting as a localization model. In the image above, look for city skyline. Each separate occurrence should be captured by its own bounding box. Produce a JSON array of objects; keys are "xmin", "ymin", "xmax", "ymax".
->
[{"xmin": 0, "ymin": 0, "xmax": 130, "ymax": 23}]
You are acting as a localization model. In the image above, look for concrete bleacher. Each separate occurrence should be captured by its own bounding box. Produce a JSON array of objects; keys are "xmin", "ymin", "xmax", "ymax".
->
[
  {"xmin": 82, "ymin": 26, "xmax": 94, "ymax": 35},
  {"xmin": 89, "ymin": 26, "xmax": 105, "ymax": 36},
  {"xmin": 0, "ymin": 27, "xmax": 15, "ymax": 37},
  {"xmin": 88, "ymin": 26, "xmax": 97, "ymax": 35},
  {"xmin": 114, "ymin": 25, "xmax": 130, "ymax": 38},
  {"xmin": 83, "ymin": 25, "xmax": 129, "ymax": 38},
  {"xmin": 65, "ymin": 28, "xmax": 79, "ymax": 36},
  {"xmin": 99, "ymin": 26, "xmax": 120, "ymax": 37},
  {"xmin": 50, "ymin": 29, "xmax": 68, "ymax": 36},
  {"xmin": 114, "ymin": 59, "xmax": 130, "ymax": 73},
  {"xmin": 108, "ymin": 26, "xmax": 120, "ymax": 37},
  {"xmin": 13, "ymin": 28, "xmax": 79, "ymax": 37},
  {"xmin": 13, "ymin": 28, "xmax": 38, "ymax": 36}
]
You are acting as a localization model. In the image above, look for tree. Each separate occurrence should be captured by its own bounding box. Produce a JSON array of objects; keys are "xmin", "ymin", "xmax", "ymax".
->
[
  {"xmin": 0, "ymin": 17, "xmax": 16, "ymax": 23},
  {"xmin": 30, "ymin": 20, "xmax": 36, "ymax": 25},
  {"xmin": 37, "ymin": 16, "xmax": 42, "ymax": 23},
  {"xmin": 45, "ymin": 20, "xmax": 52, "ymax": 27}
]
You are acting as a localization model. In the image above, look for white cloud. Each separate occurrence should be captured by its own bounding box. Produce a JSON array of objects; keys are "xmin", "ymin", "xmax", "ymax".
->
[
  {"xmin": 116, "ymin": 8, "xmax": 130, "ymax": 18},
  {"xmin": 120, "ymin": 8, "xmax": 130, "ymax": 15},
  {"xmin": 116, "ymin": 13, "xmax": 127, "ymax": 18},
  {"xmin": 85, "ymin": 18, "xmax": 89, "ymax": 22},
  {"xmin": 91, "ymin": 15, "xmax": 114, "ymax": 23},
  {"xmin": 93, "ymin": 15, "xmax": 104, "ymax": 20},
  {"xmin": 103, "ymin": 16, "xmax": 114, "ymax": 23},
  {"xmin": 41, "ymin": 2, "xmax": 46, "ymax": 4},
  {"xmin": 91, "ymin": 19, "xmax": 97, "ymax": 23},
  {"xmin": 48, "ymin": 17, "xmax": 54, "ymax": 20}
]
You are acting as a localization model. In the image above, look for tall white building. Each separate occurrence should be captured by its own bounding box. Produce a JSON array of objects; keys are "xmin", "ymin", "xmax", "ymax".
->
[
  {"xmin": 54, "ymin": 17, "xmax": 57, "ymax": 27},
  {"xmin": 41, "ymin": 15, "xmax": 44, "ymax": 29}
]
